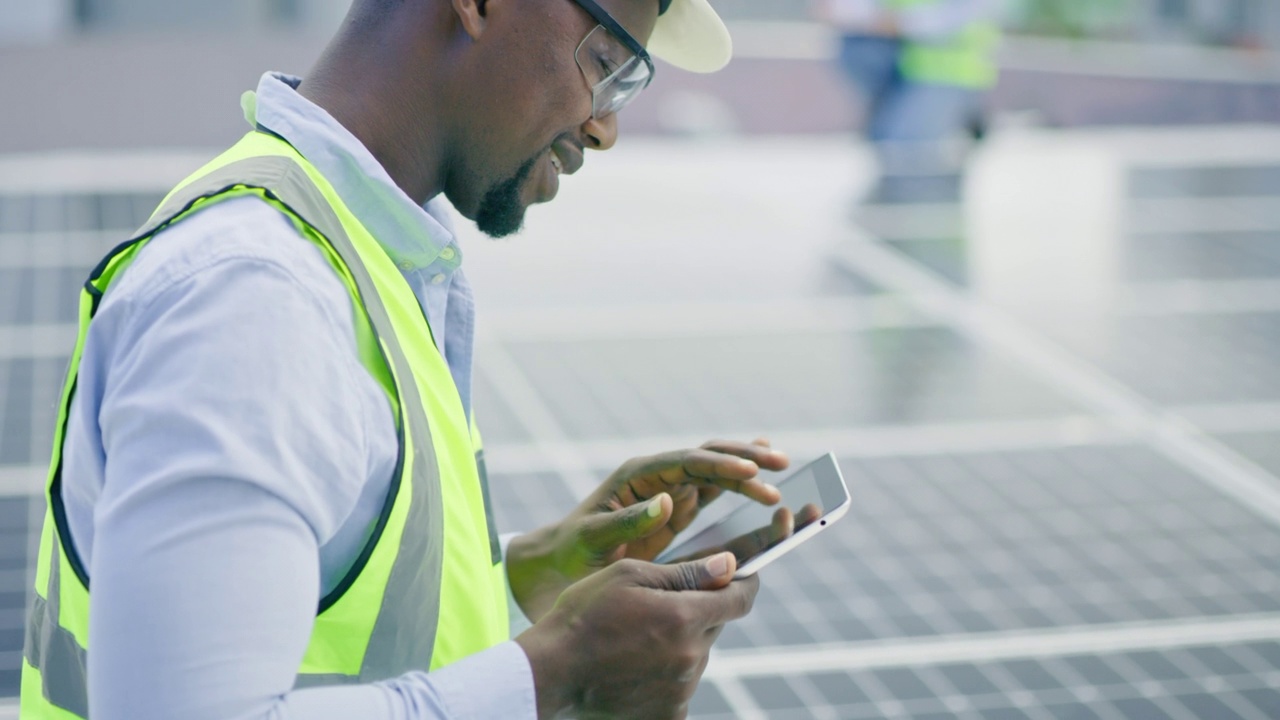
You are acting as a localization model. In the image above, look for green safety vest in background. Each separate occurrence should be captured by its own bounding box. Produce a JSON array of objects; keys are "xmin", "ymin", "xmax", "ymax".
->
[
  {"xmin": 21, "ymin": 130, "xmax": 509, "ymax": 718},
  {"xmin": 891, "ymin": 0, "xmax": 1001, "ymax": 89}
]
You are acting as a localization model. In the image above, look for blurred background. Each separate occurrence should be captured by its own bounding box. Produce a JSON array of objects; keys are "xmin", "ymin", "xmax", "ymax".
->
[{"xmin": 4, "ymin": 1, "xmax": 1280, "ymax": 718}]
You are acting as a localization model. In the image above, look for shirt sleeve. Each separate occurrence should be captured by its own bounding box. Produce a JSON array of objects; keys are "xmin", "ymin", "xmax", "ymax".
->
[{"xmin": 83, "ymin": 197, "xmax": 537, "ymax": 720}]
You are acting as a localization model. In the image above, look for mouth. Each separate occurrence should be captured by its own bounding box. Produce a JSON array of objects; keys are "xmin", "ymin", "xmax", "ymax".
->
[
  {"xmin": 531, "ymin": 149, "xmax": 561, "ymax": 205},
  {"xmin": 551, "ymin": 141, "xmax": 585, "ymax": 177},
  {"xmin": 528, "ymin": 141, "xmax": 585, "ymax": 206}
]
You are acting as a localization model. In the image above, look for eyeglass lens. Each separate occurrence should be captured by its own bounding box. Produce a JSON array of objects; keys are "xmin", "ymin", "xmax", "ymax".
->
[{"xmin": 575, "ymin": 25, "xmax": 653, "ymax": 118}]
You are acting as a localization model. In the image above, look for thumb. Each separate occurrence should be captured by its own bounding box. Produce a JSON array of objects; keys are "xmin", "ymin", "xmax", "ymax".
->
[
  {"xmin": 650, "ymin": 552, "xmax": 737, "ymax": 592},
  {"xmin": 577, "ymin": 493, "xmax": 672, "ymax": 551}
]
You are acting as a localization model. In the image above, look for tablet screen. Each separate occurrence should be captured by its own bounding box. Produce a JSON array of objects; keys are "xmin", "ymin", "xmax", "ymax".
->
[{"xmin": 656, "ymin": 454, "xmax": 843, "ymax": 567}]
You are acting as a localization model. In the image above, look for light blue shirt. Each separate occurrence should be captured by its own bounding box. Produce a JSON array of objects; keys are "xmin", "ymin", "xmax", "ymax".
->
[{"xmin": 61, "ymin": 72, "xmax": 537, "ymax": 720}]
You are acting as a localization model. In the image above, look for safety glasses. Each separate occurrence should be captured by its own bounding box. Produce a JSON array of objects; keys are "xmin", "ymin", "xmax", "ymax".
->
[{"xmin": 569, "ymin": 0, "xmax": 656, "ymax": 118}]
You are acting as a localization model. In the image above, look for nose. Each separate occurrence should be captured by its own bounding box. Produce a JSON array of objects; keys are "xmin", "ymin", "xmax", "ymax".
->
[{"xmin": 582, "ymin": 112, "xmax": 618, "ymax": 152}]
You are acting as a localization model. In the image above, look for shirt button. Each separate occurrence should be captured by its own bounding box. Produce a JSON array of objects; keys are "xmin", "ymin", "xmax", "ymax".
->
[
  {"xmin": 431, "ymin": 273, "xmax": 446, "ymax": 285},
  {"xmin": 439, "ymin": 247, "xmax": 456, "ymax": 261},
  {"xmin": 399, "ymin": 260, "xmax": 414, "ymax": 271}
]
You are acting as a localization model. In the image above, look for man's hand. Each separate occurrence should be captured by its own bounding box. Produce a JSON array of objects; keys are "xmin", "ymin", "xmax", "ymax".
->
[
  {"xmin": 507, "ymin": 439, "xmax": 787, "ymax": 621},
  {"xmin": 515, "ymin": 552, "xmax": 758, "ymax": 720}
]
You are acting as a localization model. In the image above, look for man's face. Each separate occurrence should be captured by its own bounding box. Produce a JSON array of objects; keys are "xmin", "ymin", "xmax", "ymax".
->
[{"xmin": 447, "ymin": 0, "xmax": 660, "ymax": 237}]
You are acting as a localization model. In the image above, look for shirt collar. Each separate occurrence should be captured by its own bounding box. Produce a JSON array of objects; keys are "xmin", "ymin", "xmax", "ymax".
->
[{"xmin": 242, "ymin": 72, "xmax": 462, "ymax": 274}]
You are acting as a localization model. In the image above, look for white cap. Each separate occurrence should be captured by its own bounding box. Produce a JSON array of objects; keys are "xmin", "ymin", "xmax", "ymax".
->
[{"xmin": 647, "ymin": 0, "xmax": 733, "ymax": 73}]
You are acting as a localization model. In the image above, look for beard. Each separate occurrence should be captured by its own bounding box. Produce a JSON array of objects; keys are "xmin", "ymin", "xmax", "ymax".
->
[{"xmin": 474, "ymin": 156, "xmax": 539, "ymax": 238}]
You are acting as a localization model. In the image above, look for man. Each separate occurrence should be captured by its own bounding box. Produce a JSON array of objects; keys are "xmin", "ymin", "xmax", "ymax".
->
[
  {"xmin": 20, "ymin": 0, "xmax": 795, "ymax": 718},
  {"xmin": 816, "ymin": 0, "xmax": 1001, "ymax": 201}
]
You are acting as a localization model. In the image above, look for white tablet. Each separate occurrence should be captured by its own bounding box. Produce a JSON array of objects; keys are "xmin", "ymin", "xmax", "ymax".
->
[{"xmin": 655, "ymin": 453, "xmax": 851, "ymax": 578}]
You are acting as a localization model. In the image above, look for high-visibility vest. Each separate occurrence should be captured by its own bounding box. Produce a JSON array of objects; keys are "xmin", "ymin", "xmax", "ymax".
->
[
  {"xmin": 891, "ymin": 0, "xmax": 1000, "ymax": 89},
  {"xmin": 21, "ymin": 129, "xmax": 509, "ymax": 718}
]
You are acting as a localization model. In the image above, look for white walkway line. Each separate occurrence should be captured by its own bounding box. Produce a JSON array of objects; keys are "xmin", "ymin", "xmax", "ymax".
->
[
  {"xmin": 1105, "ymin": 125, "xmax": 1280, "ymax": 167},
  {"xmin": 726, "ymin": 22, "xmax": 1280, "ymax": 86},
  {"xmin": 706, "ymin": 675, "xmax": 768, "ymax": 720},
  {"xmin": 1128, "ymin": 197, "xmax": 1280, "ymax": 235},
  {"xmin": 483, "ymin": 416, "xmax": 1131, "ymax": 476},
  {"xmin": 474, "ymin": 336, "xmax": 599, "ymax": 499},
  {"xmin": 705, "ymin": 613, "xmax": 1280, "ymax": 679},
  {"xmin": 0, "ymin": 698, "xmax": 16, "ymax": 720},
  {"xmin": 995, "ymin": 37, "xmax": 1280, "ymax": 85},
  {"xmin": 1119, "ymin": 279, "xmax": 1280, "ymax": 317},
  {"xmin": 483, "ymin": 296, "xmax": 934, "ymax": 343},
  {"xmin": 853, "ymin": 204, "xmax": 963, "ymax": 238},
  {"xmin": 0, "ymin": 230, "xmax": 119, "ymax": 269},
  {"xmin": 0, "ymin": 466, "xmax": 43, "ymax": 497},
  {"xmin": 830, "ymin": 232, "xmax": 1280, "ymax": 527},
  {"xmin": 2, "ymin": 298, "xmax": 928, "ymax": 361},
  {"xmin": 0, "ymin": 324, "xmax": 77, "ymax": 360},
  {"xmin": 0, "ymin": 151, "xmax": 209, "ymax": 194}
]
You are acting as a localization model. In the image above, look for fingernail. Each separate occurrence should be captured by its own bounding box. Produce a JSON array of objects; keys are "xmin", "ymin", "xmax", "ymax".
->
[
  {"xmin": 707, "ymin": 553, "xmax": 729, "ymax": 577},
  {"xmin": 646, "ymin": 496, "xmax": 664, "ymax": 518}
]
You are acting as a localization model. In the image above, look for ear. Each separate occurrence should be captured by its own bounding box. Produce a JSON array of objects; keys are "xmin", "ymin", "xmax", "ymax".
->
[{"xmin": 452, "ymin": 0, "xmax": 488, "ymax": 40}]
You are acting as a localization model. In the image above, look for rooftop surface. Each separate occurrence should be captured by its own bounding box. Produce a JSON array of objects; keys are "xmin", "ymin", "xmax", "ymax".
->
[{"xmin": 2, "ymin": 125, "xmax": 1280, "ymax": 718}]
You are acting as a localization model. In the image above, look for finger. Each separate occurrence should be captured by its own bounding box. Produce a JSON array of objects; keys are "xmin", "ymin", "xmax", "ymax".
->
[
  {"xmin": 696, "ymin": 485, "xmax": 723, "ymax": 508},
  {"xmin": 629, "ymin": 449, "xmax": 780, "ymax": 506},
  {"xmin": 679, "ymin": 451, "xmax": 780, "ymax": 505},
  {"xmin": 771, "ymin": 506, "xmax": 796, "ymax": 539},
  {"xmin": 636, "ymin": 560, "xmax": 761, "ymax": 629},
  {"xmin": 577, "ymin": 493, "xmax": 672, "ymax": 551},
  {"xmin": 645, "ymin": 552, "xmax": 737, "ymax": 592},
  {"xmin": 670, "ymin": 449, "xmax": 781, "ymax": 504},
  {"xmin": 699, "ymin": 439, "xmax": 790, "ymax": 472},
  {"xmin": 796, "ymin": 503, "xmax": 822, "ymax": 528},
  {"xmin": 666, "ymin": 571, "xmax": 761, "ymax": 629},
  {"xmin": 720, "ymin": 524, "xmax": 778, "ymax": 562},
  {"xmin": 664, "ymin": 544, "xmax": 734, "ymax": 564},
  {"xmin": 668, "ymin": 486, "xmax": 701, "ymax": 535}
]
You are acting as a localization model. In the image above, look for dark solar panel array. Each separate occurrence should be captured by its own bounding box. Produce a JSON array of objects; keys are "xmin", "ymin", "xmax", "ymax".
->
[{"xmin": 690, "ymin": 640, "xmax": 1280, "ymax": 720}]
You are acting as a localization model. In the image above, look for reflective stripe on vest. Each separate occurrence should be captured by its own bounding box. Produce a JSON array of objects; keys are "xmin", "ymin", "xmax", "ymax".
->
[{"xmin": 23, "ymin": 141, "xmax": 507, "ymax": 717}]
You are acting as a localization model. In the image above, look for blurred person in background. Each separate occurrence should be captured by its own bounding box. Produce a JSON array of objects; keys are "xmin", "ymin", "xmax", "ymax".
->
[
  {"xmin": 814, "ymin": 0, "xmax": 1003, "ymax": 203},
  {"xmin": 20, "ymin": 0, "xmax": 795, "ymax": 719}
]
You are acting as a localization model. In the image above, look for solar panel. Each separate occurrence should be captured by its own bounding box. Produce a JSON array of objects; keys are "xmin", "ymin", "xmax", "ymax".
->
[
  {"xmin": 1061, "ymin": 314, "xmax": 1280, "ymax": 405},
  {"xmin": 504, "ymin": 328, "xmax": 1083, "ymax": 442}
]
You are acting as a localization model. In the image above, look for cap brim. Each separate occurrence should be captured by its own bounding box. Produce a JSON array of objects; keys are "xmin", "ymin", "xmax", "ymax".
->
[{"xmin": 647, "ymin": 0, "xmax": 733, "ymax": 73}]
